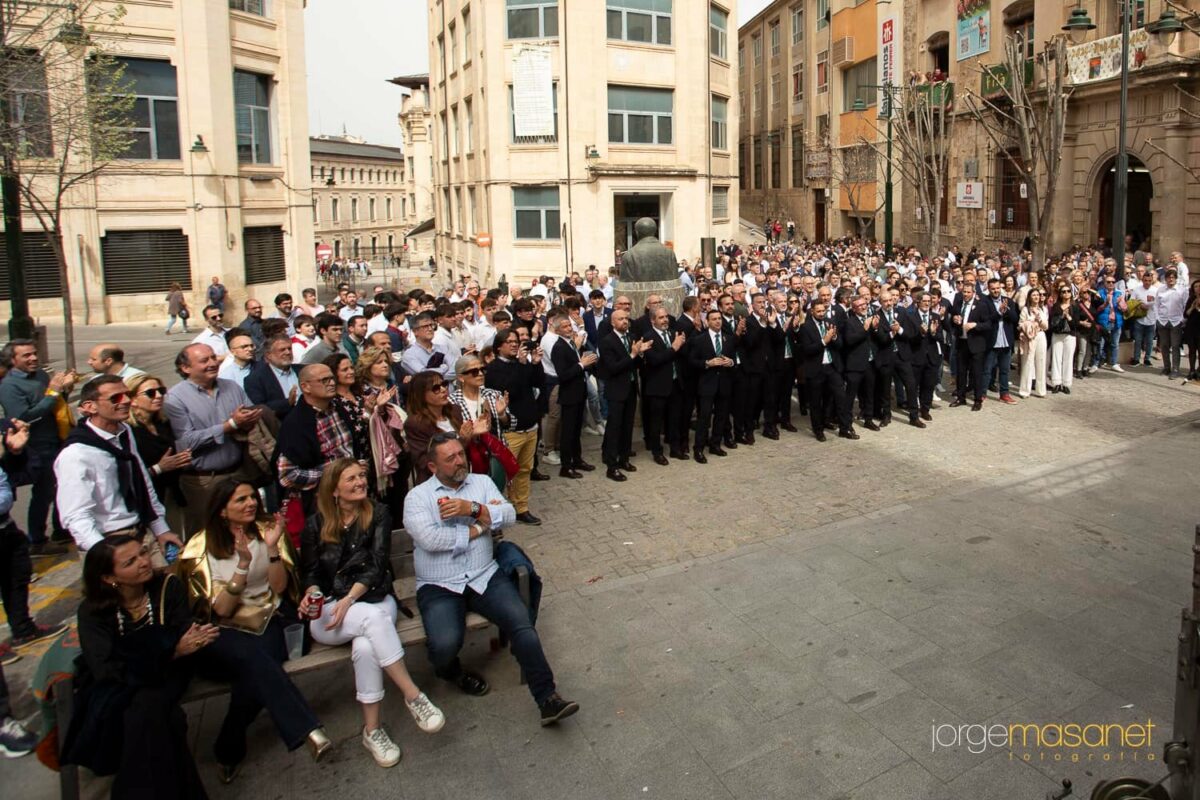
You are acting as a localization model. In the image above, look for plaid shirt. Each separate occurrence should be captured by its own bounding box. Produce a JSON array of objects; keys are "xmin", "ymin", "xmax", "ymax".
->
[
  {"xmin": 448, "ymin": 386, "xmax": 505, "ymax": 437},
  {"xmin": 278, "ymin": 401, "xmax": 356, "ymax": 490}
]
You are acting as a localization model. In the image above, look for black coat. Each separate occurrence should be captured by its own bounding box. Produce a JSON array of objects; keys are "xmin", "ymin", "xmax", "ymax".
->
[
  {"xmin": 985, "ymin": 295, "xmax": 1020, "ymax": 349},
  {"xmin": 639, "ymin": 327, "xmax": 679, "ymax": 398},
  {"xmin": 839, "ymin": 314, "xmax": 874, "ymax": 373},
  {"xmin": 950, "ymin": 296, "xmax": 996, "ymax": 355},
  {"xmin": 485, "ymin": 356, "xmax": 544, "ymax": 432},
  {"xmin": 689, "ymin": 329, "xmax": 734, "ymax": 397},
  {"xmin": 550, "ymin": 337, "xmax": 589, "ymax": 405},
  {"xmin": 300, "ymin": 502, "xmax": 394, "ymax": 603},
  {"xmin": 797, "ymin": 317, "xmax": 840, "ymax": 377},
  {"xmin": 903, "ymin": 307, "xmax": 943, "ymax": 367},
  {"xmin": 243, "ymin": 361, "xmax": 302, "ymax": 419},
  {"xmin": 672, "ymin": 314, "xmax": 703, "ymax": 379},
  {"xmin": 737, "ymin": 315, "xmax": 771, "ymax": 374},
  {"xmin": 871, "ymin": 308, "xmax": 906, "ymax": 368},
  {"xmin": 597, "ymin": 330, "xmax": 639, "ymax": 402}
]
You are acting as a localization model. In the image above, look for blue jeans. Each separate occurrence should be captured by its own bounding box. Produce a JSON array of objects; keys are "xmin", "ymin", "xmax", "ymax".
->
[
  {"xmin": 1131, "ymin": 323, "xmax": 1155, "ymax": 363},
  {"xmin": 417, "ymin": 570, "xmax": 556, "ymax": 705},
  {"xmin": 1092, "ymin": 326, "xmax": 1121, "ymax": 367},
  {"xmin": 984, "ymin": 346, "xmax": 1013, "ymax": 395}
]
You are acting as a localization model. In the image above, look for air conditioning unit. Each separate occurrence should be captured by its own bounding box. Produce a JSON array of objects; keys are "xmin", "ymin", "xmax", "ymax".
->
[{"xmin": 832, "ymin": 37, "xmax": 855, "ymax": 67}]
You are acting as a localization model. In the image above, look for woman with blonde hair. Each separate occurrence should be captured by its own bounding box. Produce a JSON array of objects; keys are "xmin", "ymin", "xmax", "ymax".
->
[
  {"xmin": 299, "ymin": 458, "xmax": 444, "ymax": 768},
  {"xmin": 1017, "ymin": 287, "xmax": 1049, "ymax": 398}
]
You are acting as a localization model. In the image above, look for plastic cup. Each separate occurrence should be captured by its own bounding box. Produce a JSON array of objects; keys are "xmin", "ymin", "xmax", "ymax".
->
[{"xmin": 284, "ymin": 623, "xmax": 305, "ymax": 661}]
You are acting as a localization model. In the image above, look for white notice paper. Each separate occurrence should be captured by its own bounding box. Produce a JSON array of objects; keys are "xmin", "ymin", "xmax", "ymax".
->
[{"xmin": 512, "ymin": 46, "xmax": 554, "ymax": 138}]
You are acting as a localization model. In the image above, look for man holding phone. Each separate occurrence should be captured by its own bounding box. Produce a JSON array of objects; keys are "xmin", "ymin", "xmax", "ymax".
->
[{"xmin": 401, "ymin": 312, "xmax": 453, "ymax": 380}]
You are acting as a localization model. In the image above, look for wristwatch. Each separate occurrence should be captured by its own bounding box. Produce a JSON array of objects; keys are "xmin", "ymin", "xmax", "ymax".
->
[{"xmin": 470, "ymin": 501, "xmax": 482, "ymax": 519}]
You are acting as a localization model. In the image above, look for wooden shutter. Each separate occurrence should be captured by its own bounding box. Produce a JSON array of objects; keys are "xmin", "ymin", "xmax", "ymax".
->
[
  {"xmin": 101, "ymin": 229, "xmax": 191, "ymax": 295},
  {"xmin": 0, "ymin": 232, "xmax": 63, "ymax": 300},
  {"xmin": 243, "ymin": 226, "xmax": 285, "ymax": 285}
]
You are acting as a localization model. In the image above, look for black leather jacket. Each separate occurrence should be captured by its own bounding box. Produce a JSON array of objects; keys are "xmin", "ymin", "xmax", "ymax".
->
[{"xmin": 300, "ymin": 502, "xmax": 394, "ymax": 603}]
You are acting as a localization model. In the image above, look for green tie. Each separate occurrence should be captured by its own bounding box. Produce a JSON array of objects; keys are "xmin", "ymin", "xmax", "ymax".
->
[
  {"xmin": 662, "ymin": 330, "xmax": 676, "ymax": 378},
  {"xmin": 620, "ymin": 333, "xmax": 629, "ymax": 352},
  {"xmin": 715, "ymin": 333, "xmax": 722, "ymax": 356}
]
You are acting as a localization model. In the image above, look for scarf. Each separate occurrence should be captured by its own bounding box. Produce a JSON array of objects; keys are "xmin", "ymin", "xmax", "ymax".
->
[{"xmin": 64, "ymin": 422, "xmax": 159, "ymax": 528}]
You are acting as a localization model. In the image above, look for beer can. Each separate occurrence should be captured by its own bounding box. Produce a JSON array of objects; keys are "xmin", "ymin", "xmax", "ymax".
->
[{"xmin": 306, "ymin": 590, "xmax": 324, "ymax": 620}]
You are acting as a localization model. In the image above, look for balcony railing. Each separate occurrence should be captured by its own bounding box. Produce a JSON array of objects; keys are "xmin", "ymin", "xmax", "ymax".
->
[{"xmin": 912, "ymin": 81, "xmax": 954, "ymax": 108}]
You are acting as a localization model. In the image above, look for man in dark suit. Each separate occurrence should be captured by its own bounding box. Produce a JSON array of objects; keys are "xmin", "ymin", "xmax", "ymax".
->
[
  {"xmin": 906, "ymin": 291, "xmax": 942, "ymax": 423},
  {"xmin": 734, "ymin": 293, "xmax": 771, "ymax": 444},
  {"xmin": 630, "ymin": 294, "xmax": 668, "ymax": 339},
  {"xmin": 243, "ymin": 334, "xmax": 301, "ymax": 419},
  {"xmin": 582, "ymin": 289, "xmax": 612, "ymax": 350},
  {"xmin": 639, "ymin": 307, "xmax": 686, "ymax": 465},
  {"xmin": 838, "ymin": 295, "xmax": 880, "ymax": 432},
  {"xmin": 688, "ymin": 309, "xmax": 736, "ymax": 462},
  {"xmin": 716, "ymin": 293, "xmax": 743, "ymax": 450},
  {"xmin": 874, "ymin": 288, "xmax": 923, "ymax": 428},
  {"xmin": 797, "ymin": 298, "xmax": 854, "ymax": 441},
  {"xmin": 671, "ymin": 297, "xmax": 704, "ymax": 458},
  {"xmin": 768, "ymin": 291, "xmax": 800, "ymax": 433},
  {"xmin": 982, "ymin": 278, "xmax": 1020, "ymax": 404},
  {"xmin": 596, "ymin": 309, "xmax": 649, "ymax": 481},
  {"xmin": 949, "ymin": 282, "xmax": 995, "ymax": 411},
  {"xmin": 549, "ymin": 311, "xmax": 598, "ymax": 477}
]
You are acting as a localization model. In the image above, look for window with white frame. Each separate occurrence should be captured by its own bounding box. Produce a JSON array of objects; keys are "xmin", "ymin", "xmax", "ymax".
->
[
  {"xmin": 771, "ymin": 74, "xmax": 781, "ymax": 107},
  {"xmin": 451, "ymin": 105, "xmax": 460, "ymax": 156},
  {"xmin": 331, "ymin": 198, "xmax": 339, "ymax": 221},
  {"xmin": 607, "ymin": 85, "xmax": 673, "ymax": 145},
  {"xmin": 369, "ymin": 197, "xmax": 377, "ymax": 221},
  {"xmin": 508, "ymin": 83, "xmax": 559, "ymax": 144},
  {"xmin": 712, "ymin": 186, "xmax": 729, "ymax": 220},
  {"xmin": 816, "ymin": 50, "xmax": 828, "ymax": 93},
  {"xmin": 842, "ymin": 58, "xmax": 877, "ymax": 111},
  {"xmin": 233, "ymin": 70, "xmax": 271, "ymax": 164},
  {"xmin": 467, "ymin": 187, "xmax": 476, "ymax": 236},
  {"xmin": 607, "ymin": 0, "xmax": 671, "ymax": 45},
  {"xmin": 229, "ymin": 0, "xmax": 267, "ymax": 15},
  {"xmin": 351, "ymin": 197, "xmax": 359, "ymax": 222},
  {"xmin": 792, "ymin": 63, "xmax": 804, "ymax": 102},
  {"xmin": 711, "ymin": 95, "xmax": 727, "ymax": 150},
  {"xmin": 513, "ymin": 186, "xmax": 560, "ymax": 240},
  {"xmin": 738, "ymin": 44, "xmax": 745, "ymax": 74},
  {"xmin": 455, "ymin": 188, "xmax": 463, "ymax": 235},
  {"xmin": 437, "ymin": 36, "xmax": 445, "ymax": 79},
  {"xmin": 462, "ymin": 7, "xmax": 472, "ymax": 63},
  {"xmin": 449, "ymin": 23, "xmax": 458, "ymax": 70},
  {"xmin": 753, "ymin": 84, "xmax": 761, "ymax": 116},
  {"xmin": 792, "ymin": 5, "xmax": 803, "ymax": 43},
  {"xmin": 770, "ymin": 19, "xmax": 780, "ymax": 55},
  {"xmin": 507, "ymin": 0, "xmax": 558, "ymax": 39},
  {"xmin": 816, "ymin": 0, "xmax": 828, "ymax": 28},
  {"xmin": 753, "ymin": 35, "xmax": 762, "ymax": 65},
  {"xmin": 709, "ymin": 5, "xmax": 727, "ymax": 59},
  {"xmin": 386, "ymin": 197, "xmax": 393, "ymax": 220},
  {"xmin": 115, "ymin": 58, "xmax": 180, "ymax": 160}
]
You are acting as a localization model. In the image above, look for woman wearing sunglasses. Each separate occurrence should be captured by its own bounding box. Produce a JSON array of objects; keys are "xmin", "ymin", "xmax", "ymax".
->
[
  {"xmin": 403, "ymin": 371, "xmax": 487, "ymax": 476},
  {"xmin": 126, "ymin": 374, "xmax": 193, "ymax": 538}
]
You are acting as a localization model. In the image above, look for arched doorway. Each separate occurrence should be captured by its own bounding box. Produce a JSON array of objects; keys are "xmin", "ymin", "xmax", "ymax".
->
[{"xmin": 1096, "ymin": 155, "xmax": 1153, "ymax": 250}]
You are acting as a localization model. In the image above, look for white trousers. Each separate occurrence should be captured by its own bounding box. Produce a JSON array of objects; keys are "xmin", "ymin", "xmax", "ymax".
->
[
  {"xmin": 310, "ymin": 595, "xmax": 403, "ymax": 704},
  {"xmin": 1019, "ymin": 336, "xmax": 1048, "ymax": 397},
  {"xmin": 1050, "ymin": 334, "xmax": 1077, "ymax": 388}
]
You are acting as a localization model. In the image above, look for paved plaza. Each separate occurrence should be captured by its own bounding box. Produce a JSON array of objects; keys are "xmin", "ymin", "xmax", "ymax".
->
[{"xmin": 1, "ymin": 322, "xmax": 1198, "ymax": 799}]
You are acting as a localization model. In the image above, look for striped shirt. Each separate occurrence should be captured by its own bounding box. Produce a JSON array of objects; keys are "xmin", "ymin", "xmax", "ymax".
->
[
  {"xmin": 277, "ymin": 401, "xmax": 355, "ymax": 490},
  {"xmin": 403, "ymin": 472, "xmax": 515, "ymax": 594}
]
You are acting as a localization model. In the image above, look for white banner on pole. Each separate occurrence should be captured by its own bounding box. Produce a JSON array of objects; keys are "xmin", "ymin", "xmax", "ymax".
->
[
  {"xmin": 512, "ymin": 46, "xmax": 554, "ymax": 138},
  {"xmin": 878, "ymin": 15, "xmax": 901, "ymax": 117}
]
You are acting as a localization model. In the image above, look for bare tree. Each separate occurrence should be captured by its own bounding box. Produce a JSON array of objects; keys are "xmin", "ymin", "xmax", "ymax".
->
[
  {"xmin": 1, "ymin": 1, "xmax": 134, "ymax": 368},
  {"xmin": 861, "ymin": 82, "xmax": 955, "ymax": 257},
  {"xmin": 830, "ymin": 143, "xmax": 884, "ymax": 239},
  {"xmin": 963, "ymin": 34, "xmax": 1072, "ymax": 271}
]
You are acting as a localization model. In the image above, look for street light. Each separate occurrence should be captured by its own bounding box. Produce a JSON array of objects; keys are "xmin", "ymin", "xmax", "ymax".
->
[
  {"xmin": 1061, "ymin": 5, "xmax": 1097, "ymax": 43},
  {"xmin": 1147, "ymin": 6, "xmax": 1185, "ymax": 45}
]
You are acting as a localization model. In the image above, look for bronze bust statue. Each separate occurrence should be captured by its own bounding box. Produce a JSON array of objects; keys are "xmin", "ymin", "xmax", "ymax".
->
[{"xmin": 620, "ymin": 218, "xmax": 677, "ymax": 283}]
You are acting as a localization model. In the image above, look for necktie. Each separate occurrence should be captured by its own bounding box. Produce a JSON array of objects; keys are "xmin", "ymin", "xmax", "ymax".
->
[
  {"xmin": 620, "ymin": 332, "xmax": 629, "ymax": 353},
  {"xmin": 661, "ymin": 330, "xmax": 676, "ymax": 378},
  {"xmin": 714, "ymin": 333, "xmax": 722, "ymax": 355}
]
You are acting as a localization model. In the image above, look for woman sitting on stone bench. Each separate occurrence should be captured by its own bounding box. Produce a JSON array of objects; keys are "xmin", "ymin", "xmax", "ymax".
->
[
  {"xmin": 177, "ymin": 479, "xmax": 331, "ymax": 784},
  {"xmin": 299, "ymin": 458, "xmax": 445, "ymax": 768},
  {"xmin": 64, "ymin": 535, "xmax": 217, "ymax": 799}
]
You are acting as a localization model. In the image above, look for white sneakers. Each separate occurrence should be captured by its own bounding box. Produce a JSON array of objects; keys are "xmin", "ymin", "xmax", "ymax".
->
[
  {"xmin": 362, "ymin": 726, "xmax": 402, "ymax": 768},
  {"xmin": 1110, "ymin": 364, "xmax": 1125, "ymax": 373},
  {"xmin": 361, "ymin": 693, "xmax": 446, "ymax": 768},
  {"xmin": 542, "ymin": 450, "xmax": 561, "ymax": 465},
  {"xmin": 406, "ymin": 692, "xmax": 446, "ymax": 734},
  {"xmin": 583, "ymin": 425, "xmax": 601, "ymax": 436}
]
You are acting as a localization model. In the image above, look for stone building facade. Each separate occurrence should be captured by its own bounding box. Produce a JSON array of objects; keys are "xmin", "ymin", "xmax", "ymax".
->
[
  {"xmin": 0, "ymin": 0, "xmax": 315, "ymax": 325},
  {"xmin": 309, "ymin": 136, "xmax": 406, "ymax": 266}
]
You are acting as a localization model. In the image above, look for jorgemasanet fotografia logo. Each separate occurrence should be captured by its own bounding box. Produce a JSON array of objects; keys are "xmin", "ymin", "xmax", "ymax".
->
[{"xmin": 931, "ymin": 719, "xmax": 1157, "ymax": 762}]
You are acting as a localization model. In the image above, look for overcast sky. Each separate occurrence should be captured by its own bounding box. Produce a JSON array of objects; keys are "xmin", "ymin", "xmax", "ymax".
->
[{"xmin": 305, "ymin": 0, "xmax": 775, "ymax": 149}]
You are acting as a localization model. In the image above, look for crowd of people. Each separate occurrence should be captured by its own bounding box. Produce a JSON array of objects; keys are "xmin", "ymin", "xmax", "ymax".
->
[{"xmin": 0, "ymin": 233, "xmax": 1198, "ymax": 794}]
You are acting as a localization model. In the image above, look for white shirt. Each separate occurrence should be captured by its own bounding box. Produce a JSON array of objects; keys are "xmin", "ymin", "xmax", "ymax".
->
[
  {"xmin": 270, "ymin": 363, "xmax": 299, "ymax": 399},
  {"xmin": 471, "ymin": 322, "xmax": 497, "ymax": 349},
  {"xmin": 1127, "ymin": 283, "xmax": 1160, "ymax": 326},
  {"xmin": 540, "ymin": 331, "xmax": 560, "ymax": 378},
  {"xmin": 54, "ymin": 421, "xmax": 170, "ymax": 551},
  {"xmin": 209, "ymin": 539, "xmax": 271, "ymax": 595},
  {"xmin": 338, "ymin": 304, "xmax": 364, "ymax": 322},
  {"xmin": 432, "ymin": 325, "xmax": 463, "ymax": 368},
  {"xmin": 192, "ymin": 328, "xmax": 229, "ymax": 358},
  {"xmin": 1156, "ymin": 284, "xmax": 1187, "ymax": 326},
  {"xmin": 291, "ymin": 336, "xmax": 313, "ymax": 363},
  {"xmin": 217, "ymin": 358, "xmax": 253, "ymax": 389},
  {"xmin": 1172, "ymin": 262, "xmax": 1190, "ymax": 283},
  {"xmin": 367, "ymin": 314, "xmax": 390, "ymax": 335}
]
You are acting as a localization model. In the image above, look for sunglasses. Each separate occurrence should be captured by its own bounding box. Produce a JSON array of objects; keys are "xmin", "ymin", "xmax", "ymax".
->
[
  {"xmin": 430, "ymin": 382, "xmax": 449, "ymax": 392},
  {"xmin": 460, "ymin": 367, "xmax": 484, "ymax": 377},
  {"xmin": 100, "ymin": 392, "xmax": 131, "ymax": 404},
  {"xmin": 139, "ymin": 387, "xmax": 166, "ymax": 399}
]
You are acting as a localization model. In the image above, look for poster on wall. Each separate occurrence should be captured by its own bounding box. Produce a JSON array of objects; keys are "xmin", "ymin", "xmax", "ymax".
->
[
  {"xmin": 956, "ymin": 0, "xmax": 991, "ymax": 61},
  {"xmin": 512, "ymin": 46, "xmax": 554, "ymax": 138},
  {"xmin": 956, "ymin": 181, "xmax": 984, "ymax": 209}
]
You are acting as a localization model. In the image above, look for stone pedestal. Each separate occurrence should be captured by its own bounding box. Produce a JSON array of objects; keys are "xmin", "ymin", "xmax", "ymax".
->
[{"xmin": 620, "ymin": 277, "xmax": 685, "ymax": 320}]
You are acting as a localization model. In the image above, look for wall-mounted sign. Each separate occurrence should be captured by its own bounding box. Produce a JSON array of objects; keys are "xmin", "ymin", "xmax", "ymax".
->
[
  {"xmin": 956, "ymin": 0, "xmax": 991, "ymax": 61},
  {"xmin": 956, "ymin": 181, "xmax": 984, "ymax": 209}
]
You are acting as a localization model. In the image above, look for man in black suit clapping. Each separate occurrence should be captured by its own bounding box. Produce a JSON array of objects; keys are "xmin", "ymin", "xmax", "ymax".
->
[
  {"xmin": 688, "ymin": 309, "xmax": 736, "ymax": 462},
  {"xmin": 639, "ymin": 307, "xmax": 686, "ymax": 465},
  {"xmin": 797, "ymin": 298, "xmax": 854, "ymax": 441},
  {"xmin": 597, "ymin": 308, "xmax": 650, "ymax": 482},
  {"xmin": 549, "ymin": 310, "xmax": 598, "ymax": 478}
]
